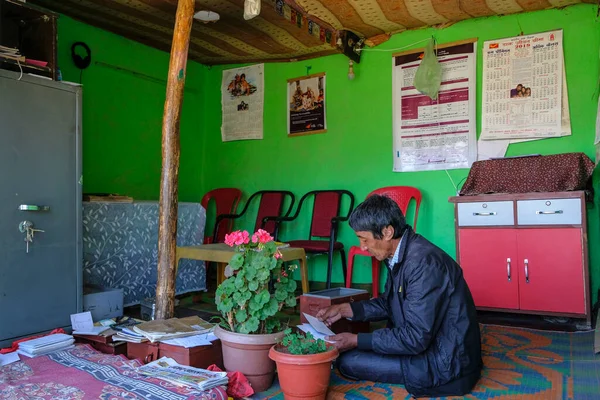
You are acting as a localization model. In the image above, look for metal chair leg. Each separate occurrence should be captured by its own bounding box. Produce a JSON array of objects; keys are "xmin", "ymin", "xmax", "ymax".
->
[{"xmin": 340, "ymin": 248, "xmax": 347, "ymax": 287}]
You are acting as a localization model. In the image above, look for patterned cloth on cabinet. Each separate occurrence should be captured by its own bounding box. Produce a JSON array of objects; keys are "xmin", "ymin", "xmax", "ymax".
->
[{"xmin": 83, "ymin": 201, "xmax": 206, "ymax": 306}]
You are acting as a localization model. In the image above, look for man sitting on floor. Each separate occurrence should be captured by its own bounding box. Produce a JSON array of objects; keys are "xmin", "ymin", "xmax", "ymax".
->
[{"xmin": 316, "ymin": 194, "xmax": 482, "ymax": 398}]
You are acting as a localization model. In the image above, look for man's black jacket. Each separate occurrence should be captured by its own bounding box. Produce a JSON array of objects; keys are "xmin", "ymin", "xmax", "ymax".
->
[{"xmin": 350, "ymin": 227, "xmax": 482, "ymax": 398}]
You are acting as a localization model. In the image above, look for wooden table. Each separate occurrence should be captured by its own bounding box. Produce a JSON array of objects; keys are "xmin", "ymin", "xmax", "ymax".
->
[{"xmin": 176, "ymin": 243, "xmax": 309, "ymax": 294}]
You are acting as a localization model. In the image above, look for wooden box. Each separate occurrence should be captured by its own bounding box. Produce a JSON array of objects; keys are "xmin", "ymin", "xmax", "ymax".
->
[
  {"xmin": 300, "ymin": 288, "xmax": 370, "ymax": 334},
  {"xmin": 126, "ymin": 340, "xmax": 224, "ymax": 369},
  {"xmin": 73, "ymin": 333, "xmax": 127, "ymax": 356}
]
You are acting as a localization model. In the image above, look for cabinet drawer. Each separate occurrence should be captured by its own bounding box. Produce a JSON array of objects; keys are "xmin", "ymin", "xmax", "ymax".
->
[
  {"xmin": 457, "ymin": 201, "xmax": 514, "ymax": 226},
  {"xmin": 517, "ymin": 198, "xmax": 581, "ymax": 225}
]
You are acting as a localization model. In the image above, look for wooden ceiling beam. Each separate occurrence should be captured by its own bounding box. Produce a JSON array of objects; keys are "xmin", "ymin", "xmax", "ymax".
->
[
  {"xmin": 31, "ymin": 0, "xmax": 219, "ymax": 60},
  {"xmin": 86, "ymin": 0, "xmax": 251, "ymax": 57},
  {"xmin": 158, "ymin": 0, "xmax": 298, "ymax": 54}
]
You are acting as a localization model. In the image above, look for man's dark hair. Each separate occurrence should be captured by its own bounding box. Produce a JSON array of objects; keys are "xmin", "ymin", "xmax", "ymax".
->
[{"xmin": 349, "ymin": 194, "xmax": 407, "ymax": 239}]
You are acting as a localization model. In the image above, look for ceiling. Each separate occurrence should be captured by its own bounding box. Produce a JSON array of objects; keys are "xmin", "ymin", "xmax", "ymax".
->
[{"xmin": 28, "ymin": 0, "xmax": 595, "ymax": 66}]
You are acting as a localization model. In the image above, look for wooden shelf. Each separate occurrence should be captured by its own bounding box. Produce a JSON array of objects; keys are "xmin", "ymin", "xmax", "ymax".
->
[{"xmin": 0, "ymin": 54, "xmax": 52, "ymax": 74}]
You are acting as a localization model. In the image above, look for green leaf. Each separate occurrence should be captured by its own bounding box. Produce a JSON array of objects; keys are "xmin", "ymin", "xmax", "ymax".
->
[
  {"xmin": 240, "ymin": 316, "xmax": 260, "ymax": 334},
  {"xmin": 263, "ymin": 298, "xmax": 278, "ymax": 317},
  {"xmin": 217, "ymin": 297, "xmax": 234, "ymax": 313},
  {"xmin": 235, "ymin": 308, "xmax": 248, "ymax": 323},
  {"xmin": 245, "ymin": 264, "xmax": 257, "ymax": 280},
  {"xmin": 229, "ymin": 253, "xmax": 244, "ymax": 270},
  {"xmin": 275, "ymin": 288, "xmax": 287, "ymax": 301},
  {"xmin": 287, "ymin": 279, "xmax": 297, "ymax": 292},
  {"xmin": 235, "ymin": 273, "xmax": 246, "ymax": 289},
  {"xmin": 258, "ymin": 290, "xmax": 271, "ymax": 305},
  {"xmin": 285, "ymin": 294, "xmax": 297, "ymax": 308},
  {"xmin": 248, "ymin": 279, "xmax": 259, "ymax": 291},
  {"xmin": 256, "ymin": 267, "xmax": 270, "ymax": 281},
  {"xmin": 249, "ymin": 296, "xmax": 262, "ymax": 311}
]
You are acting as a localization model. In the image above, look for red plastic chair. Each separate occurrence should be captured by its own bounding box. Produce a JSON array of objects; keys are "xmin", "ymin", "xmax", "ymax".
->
[
  {"xmin": 345, "ymin": 186, "xmax": 422, "ymax": 298},
  {"xmin": 274, "ymin": 190, "xmax": 355, "ymax": 289},
  {"xmin": 201, "ymin": 188, "xmax": 242, "ymax": 244}
]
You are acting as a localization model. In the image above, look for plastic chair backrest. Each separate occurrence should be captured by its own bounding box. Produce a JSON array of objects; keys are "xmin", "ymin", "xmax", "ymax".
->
[
  {"xmin": 255, "ymin": 191, "xmax": 293, "ymax": 235},
  {"xmin": 310, "ymin": 191, "xmax": 341, "ymax": 238},
  {"xmin": 201, "ymin": 188, "xmax": 242, "ymax": 243},
  {"xmin": 369, "ymin": 186, "xmax": 422, "ymax": 231}
]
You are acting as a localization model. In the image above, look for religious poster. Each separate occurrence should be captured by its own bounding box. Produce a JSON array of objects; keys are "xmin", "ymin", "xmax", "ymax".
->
[
  {"xmin": 221, "ymin": 64, "xmax": 264, "ymax": 142},
  {"xmin": 480, "ymin": 30, "xmax": 564, "ymax": 140},
  {"xmin": 392, "ymin": 40, "xmax": 477, "ymax": 172},
  {"xmin": 287, "ymin": 73, "xmax": 326, "ymax": 136}
]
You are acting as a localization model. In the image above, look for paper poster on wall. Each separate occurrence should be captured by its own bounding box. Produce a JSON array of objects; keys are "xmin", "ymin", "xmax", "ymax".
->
[
  {"xmin": 287, "ymin": 73, "xmax": 326, "ymax": 136},
  {"xmin": 221, "ymin": 64, "xmax": 264, "ymax": 142},
  {"xmin": 480, "ymin": 30, "xmax": 564, "ymax": 140},
  {"xmin": 392, "ymin": 40, "xmax": 477, "ymax": 172}
]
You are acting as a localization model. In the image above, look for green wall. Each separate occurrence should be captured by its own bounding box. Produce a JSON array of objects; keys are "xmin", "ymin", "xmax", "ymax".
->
[
  {"xmin": 57, "ymin": 6, "xmax": 600, "ymax": 302},
  {"xmin": 198, "ymin": 4, "xmax": 600, "ymax": 300},
  {"xmin": 57, "ymin": 15, "xmax": 206, "ymax": 201}
]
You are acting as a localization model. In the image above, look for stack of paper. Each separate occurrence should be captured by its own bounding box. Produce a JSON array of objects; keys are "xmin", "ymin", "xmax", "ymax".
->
[
  {"xmin": 137, "ymin": 357, "xmax": 228, "ymax": 390},
  {"xmin": 113, "ymin": 328, "xmax": 148, "ymax": 343},
  {"xmin": 161, "ymin": 332, "xmax": 218, "ymax": 348},
  {"xmin": 70, "ymin": 311, "xmax": 111, "ymax": 336},
  {"xmin": 296, "ymin": 313, "xmax": 336, "ymax": 343},
  {"xmin": 17, "ymin": 333, "xmax": 75, "ymax": 358},
  {"xmin": 133, "ymin": 316, "xmax": 214, "ymax": 343},
  {"xmin": 0, "ymin": 45, "xmax": 24, "ymax": 62}
]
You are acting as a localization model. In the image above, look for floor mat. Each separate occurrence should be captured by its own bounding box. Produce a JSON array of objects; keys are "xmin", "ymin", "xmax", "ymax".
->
[{"xmin": 256, "ymin": 324, "xmax": 600, "ymax": 399}]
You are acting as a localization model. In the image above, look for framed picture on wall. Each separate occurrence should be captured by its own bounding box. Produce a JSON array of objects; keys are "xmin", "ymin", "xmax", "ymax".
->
[{"xmin": 287, "ymin": 73, "xmax": 326, "ymax": 136}]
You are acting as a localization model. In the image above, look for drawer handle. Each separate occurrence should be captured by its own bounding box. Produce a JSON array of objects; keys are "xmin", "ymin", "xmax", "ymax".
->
[
  {"xmin": 535, "ymin": 210, "xmax": 563, "ymax": 215},
  {"xmin": 524, "ymin": 259, "xmax": 529, "ymax": 283},
  {"xmin": 507, "ymin": 258, "xmax": 511, "ymax": 282},
  {"xmin": 473, "ymin": 212, "xmax": 497, "ymax": 216}
]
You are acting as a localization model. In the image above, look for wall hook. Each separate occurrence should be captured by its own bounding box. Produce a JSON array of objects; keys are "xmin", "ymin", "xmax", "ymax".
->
[{"xmin": 306, "ymin": 65, "xmax": 312, "ymax": 76}]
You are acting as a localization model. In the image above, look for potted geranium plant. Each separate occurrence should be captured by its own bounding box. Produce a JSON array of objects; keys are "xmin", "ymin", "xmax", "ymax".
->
[
  {"xmin": 269, "ymin": 328, "xmax": 339, "ymax": 400},
  {"xmin": 213, "ymin": 229, "xmax": 298, "ymax": 393}
]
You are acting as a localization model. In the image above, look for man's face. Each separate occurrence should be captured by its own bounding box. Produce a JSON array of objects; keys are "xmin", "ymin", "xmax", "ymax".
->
[{"xmin": 355, "ymin": 228, "xmax": 394, "ymax": 261}]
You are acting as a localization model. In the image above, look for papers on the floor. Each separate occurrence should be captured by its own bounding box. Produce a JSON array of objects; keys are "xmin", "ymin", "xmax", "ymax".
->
[
  {"xmin": 70, "ymin": 311, "xmax": 94, "ymax": 332},
  {"xmin": 303, "ymin": 312, "xmax": 335, "ymax": 336},
  {"xmin": 296, "ymin": 324, "xmax": 334, "ymax": 343},
  {"xmin": 113, "ymin": 327, "xmax": 148, "ymax": 343},
  {"xmin": 17, "ymin": 333, "xmax": 75, "ymax": 358},
  {"xmin": 161, "ymin": 332, "xmax": 218, "ymax": 348},
  {"xmin": 133, "ymin": 316, "xmax": 214, "ymax": 343},
  {"xmin": 0, "ymin": 352, "xmax": 20, "ymax": 366},
  {"xmin": 73, "ymin": 326, "xmax": 110, "ymax": 336},
  {"xmin": 137, "ymin": 357, "xmax": 228, "ymax": 391}
]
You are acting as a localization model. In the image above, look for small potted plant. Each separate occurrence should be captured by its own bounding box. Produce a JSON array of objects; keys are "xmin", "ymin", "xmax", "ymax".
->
[
  {"xmin": 213, "ymin": 229, "xmax": 298, "ymax": 393},
  {"xmin": 269, "ymin": 328, "xmax": 339, "ymax": 400}
]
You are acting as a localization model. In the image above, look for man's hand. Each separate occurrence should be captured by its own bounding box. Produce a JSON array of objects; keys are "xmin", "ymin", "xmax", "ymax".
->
[
  {"xmin": 315, "ymin": 303, "xmax": 353, "ymax": 327},
  {"xmin": 326, "ymin": 333, "xmax": 357, "ymax": 352}
]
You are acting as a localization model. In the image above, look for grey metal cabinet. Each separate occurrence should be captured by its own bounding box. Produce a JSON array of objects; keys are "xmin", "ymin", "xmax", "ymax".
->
[{"xmin": 0, "ymin": 69, "xmax": 82, "ymax": 346}]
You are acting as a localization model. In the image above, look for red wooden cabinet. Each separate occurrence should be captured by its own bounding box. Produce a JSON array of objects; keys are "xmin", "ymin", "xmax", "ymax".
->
[
  {"xmin": 449, "ymin": 191, "xmax": 590, "ymax": 328},
  {"xmin": 516, "ymin": 228, "xmax": 585, "ymax": 314},
  {"xmin": 458, "ymin": 228, "xmax": 519, "ymax": 310}
]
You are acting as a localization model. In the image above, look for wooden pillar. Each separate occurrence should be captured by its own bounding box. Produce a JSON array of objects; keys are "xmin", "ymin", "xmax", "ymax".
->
[{"xmin": 155, "ymin": 0, "xmax": 195, "ymax": 320}]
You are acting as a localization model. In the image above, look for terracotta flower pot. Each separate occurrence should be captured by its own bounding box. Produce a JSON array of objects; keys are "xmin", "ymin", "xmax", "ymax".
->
[
  {"xmin": 213, "ymin": 325, "xmax": 284, "ymax": 393},
  {"xmin": 269, "ymin": 344, "xmax": 339, "ymax": 400}
]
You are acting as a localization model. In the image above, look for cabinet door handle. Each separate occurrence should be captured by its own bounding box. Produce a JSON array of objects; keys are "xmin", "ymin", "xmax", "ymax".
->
[
  {"xmin": 472, "ymin": 212, "xmax": 497, "ymax": 216},
  {"xmin": 535, "ymin": 210, "xmax": 563, "ymax": 215},
  {"xmin": 524, "ymin": 259, "xmax": 529, "ymax": 283},
  {"xmin": 507, "ymin": 258, "xmax": 511, "ymax": 281}
]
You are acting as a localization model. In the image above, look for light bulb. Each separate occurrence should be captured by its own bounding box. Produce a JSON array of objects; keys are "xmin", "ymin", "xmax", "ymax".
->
[{"xmin": 348, "ymin": 60, "xmax": 355, "ymax": 80}]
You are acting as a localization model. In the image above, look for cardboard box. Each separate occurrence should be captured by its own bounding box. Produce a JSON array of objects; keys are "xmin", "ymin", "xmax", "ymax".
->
[
  {"xmin": 300, "ymin": 288, "xmax": 371, "ymax": 334},
  {"xmin": 126, "ymin": 340, "xmax": 224, "ymax": 369},
  {"xmin": 83, "ymin": 286, "xmax": 124, "ymax": 321}
]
